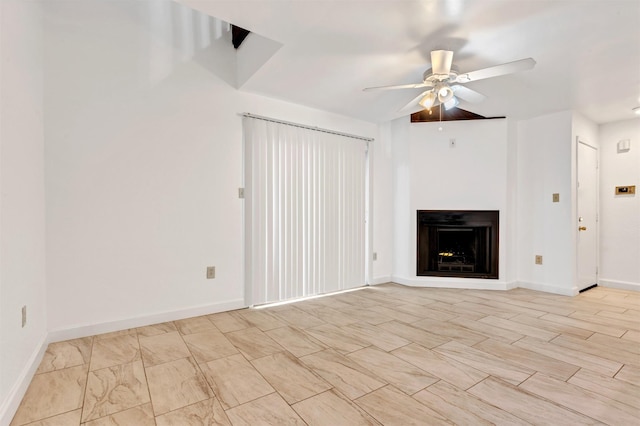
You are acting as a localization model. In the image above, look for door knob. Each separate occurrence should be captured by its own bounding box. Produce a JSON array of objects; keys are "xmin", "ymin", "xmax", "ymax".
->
[{"xmin": 579, "ymin": 226, "xmax": 587, "ymax": 231}]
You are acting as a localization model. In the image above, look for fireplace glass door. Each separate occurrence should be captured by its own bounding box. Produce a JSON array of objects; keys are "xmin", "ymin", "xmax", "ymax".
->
[{"xmin": 417, "ymin": 210, "xmax": 498, "ymax": 279}]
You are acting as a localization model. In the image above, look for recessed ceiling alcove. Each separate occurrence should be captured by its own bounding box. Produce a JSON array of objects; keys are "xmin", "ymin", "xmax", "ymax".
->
[{"xmin": 410, "ymin": 107, "xmax": 505, "ymax": 123}]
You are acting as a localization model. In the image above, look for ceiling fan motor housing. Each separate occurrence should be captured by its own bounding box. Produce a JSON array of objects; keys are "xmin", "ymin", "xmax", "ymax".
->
[{"xmin": 423, "ymin": 66, "xmax": 460, "ymax": 84}]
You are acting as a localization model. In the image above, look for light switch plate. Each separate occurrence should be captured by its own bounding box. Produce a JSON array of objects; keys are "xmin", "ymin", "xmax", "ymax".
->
[
  {"xmin": 552, "ymin": 193, "xmax": 560, "ymax": 203},
  {"xmin": 615, "ymin": 185, "xmax": 636, "ymax": 195},
  {"xmin": 206, "ymin": 266, "xmax": 215, "ymax": 279}
]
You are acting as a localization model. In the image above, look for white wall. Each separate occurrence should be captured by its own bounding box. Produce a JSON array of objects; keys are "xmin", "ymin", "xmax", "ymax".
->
[
  {"xmin": 371, "ymin": 121, "xmax": 394, "ymax": 284},
  {"xmin": 43, "ymin": 0, "xmax": 379, "ymax": 337},
  {"xmin": 599, "ymin": 118, "xmax": 640, "ymax": 290},
  {"xmin": 391, "ymin": 118, "xmax": 513, "ymax": 289},
  {"xmin": 391, "ymin": 117, "xmax": 411, "ymax": 282},
  {"xmin": 573, "ymin": 112, "xmax": 600, "ymax": 149},
  {"xmin": 516, "ymin": 111, "xmax": 575, "ymax": 295},
  {"xmin": 0, "ymin": 0, "xmax": 47, "ymax": 423},
  {"xmin": 505, "ymin": 119, "xmax": 519, "ymax": 284}
]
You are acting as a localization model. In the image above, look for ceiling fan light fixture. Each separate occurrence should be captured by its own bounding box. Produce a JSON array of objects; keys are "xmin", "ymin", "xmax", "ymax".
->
[
  {"xmin": 419, "ymin": 91, "xmax": 437, "ymax": 109},
  {"xmin": 633, "ymin": 106, "xmax": 640, "ymax": 115},
  {"xmin": 444, "ymin": 97, "xmax": 459, "ymax": 110},
  {"xmin": 436, "ymin": 85, "xmax": 454, "ymax": 103}
]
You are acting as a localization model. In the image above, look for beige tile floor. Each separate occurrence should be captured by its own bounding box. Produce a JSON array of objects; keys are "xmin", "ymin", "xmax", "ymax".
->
[{"xmin": 10, "ymin": 284, "xmax": 640, "ymax": 425}]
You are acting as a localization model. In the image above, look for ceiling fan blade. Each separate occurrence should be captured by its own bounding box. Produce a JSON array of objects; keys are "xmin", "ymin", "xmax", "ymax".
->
[
  {"xmin": 451, "ymin": 85, "xmax": 486, "ymax": 103},
  {"xmin": 431, "ymin": 50, "xmax": 454, "ymax": 75},
  {"xmin": 459, "ymin": 58, "xmax": 536, "ymax": 82},
  {"xmin": 363, "ymin": 82, "xmax": 433, "ymax": 91}
]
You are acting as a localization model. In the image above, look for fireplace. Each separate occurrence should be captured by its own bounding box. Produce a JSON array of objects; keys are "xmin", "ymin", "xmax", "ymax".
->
[{"xmin": 417, "ymin": 210, "xmax": 499, "ymax": 279}]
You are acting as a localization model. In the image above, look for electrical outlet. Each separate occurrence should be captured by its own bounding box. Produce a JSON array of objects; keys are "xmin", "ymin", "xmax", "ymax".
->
[
  {"xmin": 552, "ymin": 193, "xmax": 560, "ymax": 203},
  {"xmin": 206, "ymin": 266, "xmax": 216, "ymax": 279},
  {"xmin": 22, "ymin": 305, "xmax": 27, "ymax": 328},
  {"xmin": 535, "ymin": 255, "xmax": 543, "ymax": 265}
]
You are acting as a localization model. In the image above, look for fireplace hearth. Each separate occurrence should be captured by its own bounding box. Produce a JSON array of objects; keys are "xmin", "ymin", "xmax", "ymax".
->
[{"xmin": 417, "ymin": 210, "xmax": 499, "ymax": 279}]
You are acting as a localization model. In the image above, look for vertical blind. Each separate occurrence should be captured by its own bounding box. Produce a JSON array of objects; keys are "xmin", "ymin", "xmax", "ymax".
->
[{"xmin": 243, "ymin": 115, "xmax": 369, "ymax": 306}]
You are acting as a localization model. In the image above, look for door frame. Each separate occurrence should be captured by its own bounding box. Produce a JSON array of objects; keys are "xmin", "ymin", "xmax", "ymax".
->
[{"xmin": 575, "ymin": 137, "xmax": 599, "ymax": 292}]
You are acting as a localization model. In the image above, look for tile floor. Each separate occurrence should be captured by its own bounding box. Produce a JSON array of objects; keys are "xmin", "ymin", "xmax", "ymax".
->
[{"xmin": 10, "ymin": 284, "xmax": 640, "ymax": 425}]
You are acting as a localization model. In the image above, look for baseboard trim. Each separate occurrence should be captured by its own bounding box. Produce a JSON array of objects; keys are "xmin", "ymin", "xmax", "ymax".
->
[
  {"xmin": 47, "ymin": 298, "xmax": 246, "ymax": 344},
  {"xmin": 579, "ymin": 283, "xmax": 598, "ymax": 293},
  {"xmin": 505, "ymin": 280, "xmax": 519, "ymax": 290},
  {"xmin": 369, "ymin": 276, "xmax": 393, "ymax": 286},
  {"xmin": 390, "ymin": 275, "xmax": 514, "ymax": 291},
  {"xmin": 598, "ymin": 279, "xmax": 640, "ymax": 292},
  {"xmin": 0, "ymin": 333, "xmax": 48, "ymax": 426},
  {"xmin": 517, "ymin": 281, "xmax": 578, "ymax": 296}
]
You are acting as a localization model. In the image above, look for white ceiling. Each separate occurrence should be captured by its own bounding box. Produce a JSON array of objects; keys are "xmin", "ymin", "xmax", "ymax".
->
[{"xmin": 183, "ymin": 0, "xmax": 640, "ymax": 124}]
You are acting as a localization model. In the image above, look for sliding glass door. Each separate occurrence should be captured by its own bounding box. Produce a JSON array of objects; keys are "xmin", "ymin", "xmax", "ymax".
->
[{"xmin": 243, "ymin": 115, "xmax": 369, "ymax": 306}]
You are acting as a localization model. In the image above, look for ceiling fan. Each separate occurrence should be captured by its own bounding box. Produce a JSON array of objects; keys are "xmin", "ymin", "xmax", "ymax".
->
[{"xmin": 364, "ymin": 50, "xmax": 536, "ymax": 112}]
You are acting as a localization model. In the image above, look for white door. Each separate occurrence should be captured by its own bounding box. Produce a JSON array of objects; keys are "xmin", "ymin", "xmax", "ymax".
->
[{"xmin": 577, "ymin": 140, "xmax": 598, "ymax": 291}]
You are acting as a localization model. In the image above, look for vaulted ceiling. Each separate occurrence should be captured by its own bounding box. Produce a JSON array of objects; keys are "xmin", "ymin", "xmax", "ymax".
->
[{"xmin": 183, "ymin": 0, "xmax": 639, "ymax": 124}]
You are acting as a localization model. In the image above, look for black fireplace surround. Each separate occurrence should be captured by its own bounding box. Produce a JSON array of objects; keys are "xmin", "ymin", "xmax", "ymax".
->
[{"xmin": 417, "ymin": 210, "xmax": 499, "ymax": 279}]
